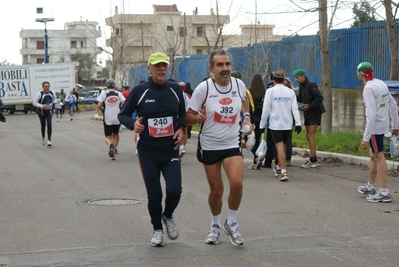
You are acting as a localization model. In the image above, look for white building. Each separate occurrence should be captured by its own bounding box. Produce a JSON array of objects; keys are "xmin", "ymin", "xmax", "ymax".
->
[{"xmin": 20, "ymin": 20, "xmax": 102, "ymax": 77}]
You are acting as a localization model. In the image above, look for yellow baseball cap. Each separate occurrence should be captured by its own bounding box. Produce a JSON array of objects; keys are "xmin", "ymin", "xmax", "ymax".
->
[{"xmin": 148, "ymin": 52, "xmax": 170, "ymax": 65}]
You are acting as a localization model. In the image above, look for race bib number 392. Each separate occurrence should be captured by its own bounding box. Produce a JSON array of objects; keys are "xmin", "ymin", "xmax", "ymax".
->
[{"xmin": 148, "ymin": 116, "xmax": 174, "ymax": 137}]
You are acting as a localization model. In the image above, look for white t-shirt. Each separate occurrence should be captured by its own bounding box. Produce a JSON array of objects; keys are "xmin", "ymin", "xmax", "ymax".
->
[
  {"xmin": 189, "ymin": 78, "xmax": 246, "ymax": 150},
  {"xmin": 363, "ymin": 78, "xmax": 399, "ymax": 141},
  {"xmin": 97, "ymin": 89, "xmax": 126, "ymax": 125},
  {"xmin": 259, "ymin": 84, "xmax": 301, "ymax": 130}
]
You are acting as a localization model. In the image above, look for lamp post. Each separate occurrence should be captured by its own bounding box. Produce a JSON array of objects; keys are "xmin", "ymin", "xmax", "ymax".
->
[{"xmin": 36, "ymin": 18, "xmax": 54, "ymax": 64}]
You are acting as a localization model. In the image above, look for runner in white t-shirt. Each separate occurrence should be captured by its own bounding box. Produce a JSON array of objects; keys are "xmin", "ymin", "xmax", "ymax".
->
[
  {"xmin": 185, "ymin": 49, "xmax": 252, "ymax": 246},
  {"xmin": 97, "ymin": 79, "xmax": 125, "ymax": 160}
]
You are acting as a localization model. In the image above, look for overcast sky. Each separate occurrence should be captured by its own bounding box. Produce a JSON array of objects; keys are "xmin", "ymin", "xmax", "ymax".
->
[{"xmin": 0, "ymin": 0, "xmax": 386, "ymax": 65}]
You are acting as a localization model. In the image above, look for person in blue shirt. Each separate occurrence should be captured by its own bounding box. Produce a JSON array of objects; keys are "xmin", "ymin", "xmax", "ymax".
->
[{"xmin": 118, "ymin": 52, "xmax": 186, "ymax": 247}]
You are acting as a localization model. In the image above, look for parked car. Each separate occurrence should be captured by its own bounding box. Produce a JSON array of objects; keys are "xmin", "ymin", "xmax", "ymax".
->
[
  {"xmin": 81, "ymin": 90, "xmax": 101, "ymax": 104},
  {"xmin": 78, "ymin": 88, "xmax": 102, "ymax": 102}
]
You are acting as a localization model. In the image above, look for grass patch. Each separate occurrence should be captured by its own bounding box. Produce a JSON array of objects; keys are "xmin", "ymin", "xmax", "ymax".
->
[
  {"xmin": 191, "ymin": 123, "xmax": 393, "ymax": 159},
  {"xmin": 292, "ymin": 128, "xmax": 369, "ymax": 157}
]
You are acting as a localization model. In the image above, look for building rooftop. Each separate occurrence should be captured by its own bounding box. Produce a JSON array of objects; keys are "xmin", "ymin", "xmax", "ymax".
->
[{"xmin": 153, "ymin": 4, "xmax": 180, "ymax": 14}]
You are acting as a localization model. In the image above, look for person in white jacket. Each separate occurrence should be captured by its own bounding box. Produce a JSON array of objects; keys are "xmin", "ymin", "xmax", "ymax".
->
[
  {"xmin": 259, "ymin": 69, "xmax": 302, "ymax": 181},
  {"xmin": 356, "ymin": 62, "xmax": 399, "ymax": 203}
]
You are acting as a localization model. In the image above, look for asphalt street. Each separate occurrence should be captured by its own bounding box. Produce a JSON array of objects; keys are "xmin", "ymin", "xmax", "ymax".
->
[{"xmin": 0, "ymin": 111, "xmax": 398, "ymax": 267}]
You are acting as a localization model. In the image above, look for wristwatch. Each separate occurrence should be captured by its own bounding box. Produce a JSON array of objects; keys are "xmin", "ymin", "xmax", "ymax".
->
[{"xmin": 179, "ymin": 126, "xmax": 186, "ymax": 133}]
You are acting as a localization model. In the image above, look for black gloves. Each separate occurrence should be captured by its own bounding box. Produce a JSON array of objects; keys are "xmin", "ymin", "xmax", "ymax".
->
[{"xmin": 295, "ymin": 125, "xmax": 302, "ymax": 134}]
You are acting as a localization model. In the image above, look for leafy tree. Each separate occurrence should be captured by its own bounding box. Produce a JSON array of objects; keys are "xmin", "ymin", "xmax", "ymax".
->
[
  {"xmin": 71, "ymin": 52, "xmax": 96, "ymax": 83},
  {"xmin": 352, "ymin": 0, "xmax": 377, "ymax": 27}
]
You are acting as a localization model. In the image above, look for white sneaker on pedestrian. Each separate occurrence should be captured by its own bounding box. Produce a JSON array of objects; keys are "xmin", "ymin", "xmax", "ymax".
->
[
  {"xmin": 151, "ymin": 230, "xmax": 164, "ymax": 247},
  {"xmin": 162, "ymin": 215, "xmax": 178, "ymax": 240},
  {"xmin": 223, "ymin": 220, "xmax": 244, "ymax": 246},
  {"xmin": 205, "ymin": 224, "xmax": 221, "ymax": 245},
  {"xmin": 47, "ymin": 140, "xmax": 52, "ymax": 147},
  {"xmin": 248, "ymin": 163, "xmax": 257, "ymax": 170},
  {"xmin": 41, "ymin": 138, "xmax": 45, "ymax": 146},
  {"xmin": 179, "ymin": 146, "xmax": 186, "ymax": 159}
]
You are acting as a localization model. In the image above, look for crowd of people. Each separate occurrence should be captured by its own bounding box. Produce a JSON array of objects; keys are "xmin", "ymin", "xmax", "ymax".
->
[{"xmin": 27, "ymin": 50, "xmax": 398, "ymax": 248}]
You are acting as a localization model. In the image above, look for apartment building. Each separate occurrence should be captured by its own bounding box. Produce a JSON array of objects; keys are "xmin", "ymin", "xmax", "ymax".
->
[
  {"xmin": 105, "ymin": 4, "xmax": 286, "ymax": 66},
  {"xmin": 20, "ymin": 20, "xmax": 102, "ymax": 67}
]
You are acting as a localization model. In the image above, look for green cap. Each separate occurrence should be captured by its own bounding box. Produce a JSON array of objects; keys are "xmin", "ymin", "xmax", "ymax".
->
[
  {"xmin": 357, "ymin": 62, "xmax": 373, "ymax": 74},
  {"xmin": 148, "ymin": 52, "xmax": 170, "ymax": 65},
  {"xmin": 293, "ymin": 69, "xmax": 306, "ymax": 77}
]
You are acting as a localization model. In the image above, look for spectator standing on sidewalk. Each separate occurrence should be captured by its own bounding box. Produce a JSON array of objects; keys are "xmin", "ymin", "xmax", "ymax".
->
[
  {"xmin": 356, "ymin": 62, "xmax": 399, "ymax": 203},
  {"xmin": 118, "ymin": 52, "xmax": 186, "ymax": 247},
  {"xmin": 185, "ymin": 49, "xmax": 252, "ymax": 246},
  {"xmin": 294, "ymin": 69, "xmax": 325, "ymax": 168},
  {"xmin": 247, "ymin": 73, "xmax": 266, "ymax": 170},
  {"xmin": 0, "ymin": 98, "xmax": 6, "ymax": 122}
]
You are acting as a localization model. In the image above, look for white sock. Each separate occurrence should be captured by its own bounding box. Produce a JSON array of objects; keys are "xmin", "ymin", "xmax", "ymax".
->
[
  {"xmin": 380, "ymin": 188, "xmax": 389, "ymax": 195},
  {"xmin": 281, "ymin": 168, "xmax": 287, "ymax": 174},
  {"xmin": 367, "ymin": 183, "xmax": 375, "ymax": 189},
  {"xmin": 211, "ymin": 214, "xmax": 221, "ymax": 227},
  {"xmin": 227, "ymin": 209, "xmax": 238, "ymax": 225}
]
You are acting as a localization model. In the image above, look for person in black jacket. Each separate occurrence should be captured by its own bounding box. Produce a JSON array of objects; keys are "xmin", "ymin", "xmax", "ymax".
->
[
  {"xmin": 294, "ymin": 69, "xmax": 325, "ymax": 168},
  {"xmin": 247, "ymin": 73, "xmax": 266, "ymax": 169},
  {"xmin": 0, "ymin": 98, "xmax": 6, "ymax": 122},
  {"xmin": 118, "ymin": 52, "xmax": 186, "ymax": 247}
]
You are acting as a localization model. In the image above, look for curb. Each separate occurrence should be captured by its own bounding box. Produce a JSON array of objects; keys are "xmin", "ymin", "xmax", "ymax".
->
[{"xmin": 191, "ymin": 131, "xmax": 399, "ymax": 171}]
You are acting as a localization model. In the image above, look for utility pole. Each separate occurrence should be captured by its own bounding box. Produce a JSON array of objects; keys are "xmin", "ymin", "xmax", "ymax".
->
[
  {"xmin": 36, "ymin": 17, "xmax": 54, "ymax": 64},
  {"xmin": 122, "ymin": 0, "xmax": 127, "ymax": 85},
  {"xmin": 183, "ymin": 12, "xmax": 187, "ymax": 58},
  {"xmin": 141, "ymin": 21, "xmax": 145, "ymax": 63}
]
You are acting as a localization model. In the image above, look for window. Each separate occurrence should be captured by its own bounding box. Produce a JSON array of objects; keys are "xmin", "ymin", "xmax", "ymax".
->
[
  {"xmin": 167, "ymin": 26, "xmax": 174, "ymax": 31},
  {"xmin": 196, "ymin": 26, "xmax": 203, "ymax": 37},
  {"xmin": 168, "ymin": 47, "xmax": 174, "ymax": 54},
  {"xmin": 196, "ymin": 49, "xmax": 203, "ymax": 54},
  {"xmin": 71, "ymin": 41, "xmax": 77, "ymax": 49},
  {"xmin": 179, "ymin": 27, "xmax": 186, "ymax": 37},
  {"xmin": 36, "ymin": 58, "xmax": 44, "ymax": 64},
  {"xmin": 36, "ymin": 41, "xmax": 44, "ymax": 50},
  {"xmin": 80, "ymin": 41, "xmax": 84, "ymax": 48}
]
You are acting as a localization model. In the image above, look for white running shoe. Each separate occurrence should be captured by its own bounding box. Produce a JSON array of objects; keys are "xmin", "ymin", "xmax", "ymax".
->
[
  {"xmin": 162, "ymin": 215, "xmax": 178, "ymax": 240},
  {"xmin": 151, "ymin": 230, "xmax": 164, "ymax": 247},
  {"xmin": 223, "ymin": 220, "xmax": 244, "ymax": 246},
  {"xmin": 205, "ymin": 224, "xmax": 221, "ymax": 245},
  {"xmin": 248, "ymin": 163, "xmax": 257, "ymax": 170}
]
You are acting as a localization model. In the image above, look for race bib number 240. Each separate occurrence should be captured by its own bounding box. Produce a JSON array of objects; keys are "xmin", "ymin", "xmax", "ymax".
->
[{"xmin": 148, "ymin": 116, "xmax": 174, "ymax": 137}]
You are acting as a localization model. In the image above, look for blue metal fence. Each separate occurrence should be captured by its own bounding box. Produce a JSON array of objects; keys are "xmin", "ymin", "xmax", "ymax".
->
[{"xmin": 128, "ymin": 20, "xmax": 398, "ymax": 90}]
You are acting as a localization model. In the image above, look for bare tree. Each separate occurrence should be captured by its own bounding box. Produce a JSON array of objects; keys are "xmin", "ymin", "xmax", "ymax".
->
[
  {"xmin": 318, "ymin": 0, "xmax": 333, "ymax": 134},
  {"xmin": 383, "ymin": 0, "xmax": 399, "ymax": 80}
]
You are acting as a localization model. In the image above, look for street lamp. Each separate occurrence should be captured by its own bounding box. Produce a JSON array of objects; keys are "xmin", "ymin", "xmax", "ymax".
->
[{"xmin": 36, "ymin": 18, "xmax": 54, "ymax": 64}]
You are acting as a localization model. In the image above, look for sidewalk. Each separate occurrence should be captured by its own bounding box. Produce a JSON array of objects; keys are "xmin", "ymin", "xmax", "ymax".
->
[{"xmin": 294, "ymin": 148, "xmax": 399, "ymax": 171}]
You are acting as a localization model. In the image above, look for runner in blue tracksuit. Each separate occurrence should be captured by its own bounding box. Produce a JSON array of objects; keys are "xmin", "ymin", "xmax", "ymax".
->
[{"xmin": 118, "ymin": 52, "xmax": 186, "ymax": 247}]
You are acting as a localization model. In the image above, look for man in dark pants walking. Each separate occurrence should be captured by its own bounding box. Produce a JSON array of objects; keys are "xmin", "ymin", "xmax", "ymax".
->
[{"xmin": 32, "ymin": 81, "xmax": 55, "ymax": 146}]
